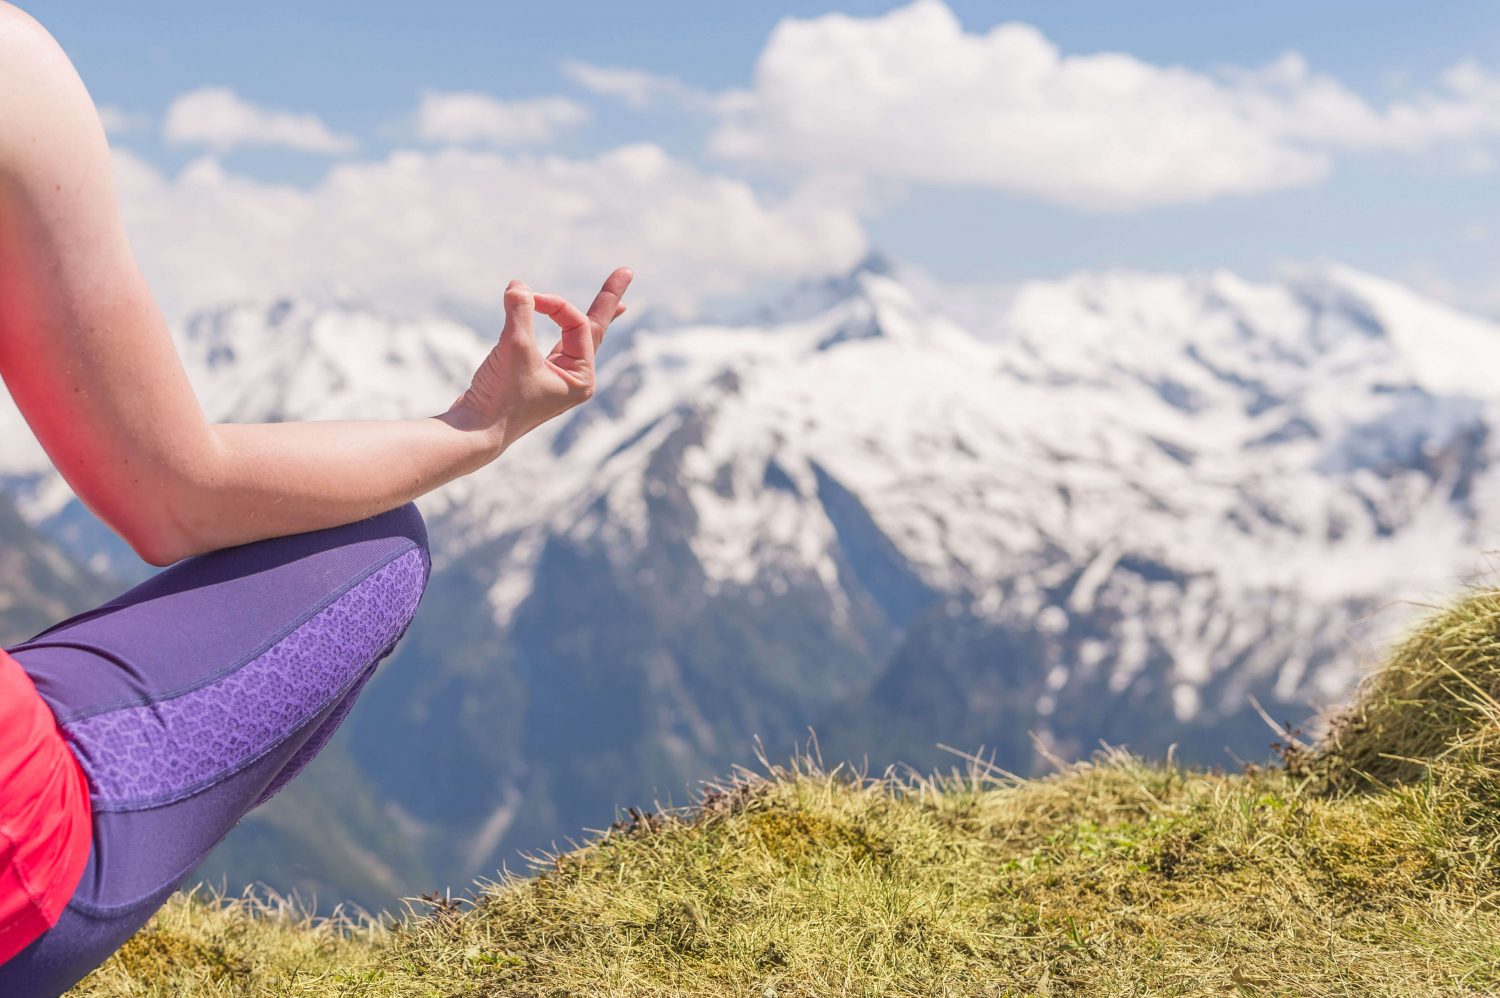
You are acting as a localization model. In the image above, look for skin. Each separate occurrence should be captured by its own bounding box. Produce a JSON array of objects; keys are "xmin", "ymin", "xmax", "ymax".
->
[{"xmin": 0, "ymin": 4, "xmax": 631, "ymax": 566}]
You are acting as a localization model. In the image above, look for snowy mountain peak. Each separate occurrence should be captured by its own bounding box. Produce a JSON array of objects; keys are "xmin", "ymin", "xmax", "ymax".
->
[
  {"xmin": 996, "ymin": 264, "xmax": 1500, "ymax": 454},
  {"xmin": 745, "ymin": 248, "xmax": 909, "ymax": 328},
  {"xmin": 1288, "ymin": 264, "xmax": 1500, "ymax": 399},
  {"xmin": 5, "ymin": 260, "xmax": 1500, "ymax": 884},
  {"xmin": 177, "ymin": 300, "xmax": 487, "ymax": 423},
  {"xmin": 0, "ymin": 262, "xmax": 1496, "ymax": 740},
  {"xmin": 502, "ymin": 262, "xmax": 1500, "ymax": 723}
]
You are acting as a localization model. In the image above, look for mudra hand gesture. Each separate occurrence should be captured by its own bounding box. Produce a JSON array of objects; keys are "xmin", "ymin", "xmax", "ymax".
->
[{"xmin": 453, "ymin": 268, "xmax": 633, "ymax": 452}]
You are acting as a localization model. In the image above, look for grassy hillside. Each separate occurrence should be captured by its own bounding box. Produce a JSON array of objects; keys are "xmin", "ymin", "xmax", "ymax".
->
[{"xmin": 68, "ymin": 589, "xmax": 1500, "ymax": 997}]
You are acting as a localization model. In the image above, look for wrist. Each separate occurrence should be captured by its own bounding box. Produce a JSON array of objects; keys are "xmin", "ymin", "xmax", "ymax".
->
[{"xmin": 437, "ymin": 397, "xmax": 508, "ymax": 462}]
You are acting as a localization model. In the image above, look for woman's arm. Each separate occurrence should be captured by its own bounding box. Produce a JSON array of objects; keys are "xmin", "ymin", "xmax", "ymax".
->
[{"xmin": 0, "ymin": 5, "xmax": 629, "ymax": 566}]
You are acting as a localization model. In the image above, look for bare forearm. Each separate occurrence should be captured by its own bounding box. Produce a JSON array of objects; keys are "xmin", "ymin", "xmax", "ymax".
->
[{"xmin": 157, "ymin": 409, "xmax": 504, "ymax": 561}]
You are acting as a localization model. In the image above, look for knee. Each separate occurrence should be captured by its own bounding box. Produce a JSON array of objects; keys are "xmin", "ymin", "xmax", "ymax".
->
[
  {"xmin": 377, "ymin": 503, "xmax": 430, "ymax": 620},
  {"xmin": 380, "ymin": 501, "xmax": 429, "ymax": 560},
  {"xmin": 340, "ymin": 501, "xmax": 428, "ymax": 567},
  {"xmin": 371, "ymin": 499, "xmax": 429, "ymax": 595},
  {"xmin": 303, "ymin": 504, "xmax": 429, "ymax": 646}
]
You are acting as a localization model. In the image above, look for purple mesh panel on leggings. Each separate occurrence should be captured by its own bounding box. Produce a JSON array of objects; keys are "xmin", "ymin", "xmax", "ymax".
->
[
  {"xmin": 252, "ymin": 661, "xmax": 377, "ymax": 809},
  {"xmin": 60, "ymin": 547, "xmax": 427, "ymax": 809}
]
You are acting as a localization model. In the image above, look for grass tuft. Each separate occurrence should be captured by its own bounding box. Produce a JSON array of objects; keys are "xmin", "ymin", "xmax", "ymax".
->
[
  {"xmin": 67, "ymin": 587, "xmax": 1500, "ymax": 996},
  {"xmin": 1308, "ymin": 588, "xmax": 1500, "ymax": 794}
]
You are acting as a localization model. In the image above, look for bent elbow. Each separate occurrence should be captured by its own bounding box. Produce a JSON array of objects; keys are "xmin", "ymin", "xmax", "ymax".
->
[
  {"xmin": 120, "ymin": 435, "xmax": 229, "ymax": 567},
  {"xmin": 123, "ymin": 521, "xmax": 194, "ymax": 567},
  {"xmin": 131, "ymin": 539, "xmax": 184, "ymax": 569},
  {"xmin": 115, "ymin": 477, "xmax": 208, "ymax": 568}
]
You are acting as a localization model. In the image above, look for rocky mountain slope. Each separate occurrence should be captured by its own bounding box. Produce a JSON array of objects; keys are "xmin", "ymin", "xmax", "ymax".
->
[
  {"xmin": 0, "ymin": 488, "xmax": 118, "ymax": 647},
  {"xmin": 3, "ymin": 258, "xmax": 1498, "ymax": 908}
]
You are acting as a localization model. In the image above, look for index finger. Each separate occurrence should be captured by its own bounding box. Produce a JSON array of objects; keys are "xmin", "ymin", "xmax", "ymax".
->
[
  {"xmin": 533, "ymin": 292, "xmax": 594, "ymax": 364},
  {"xmin": 586, "ymin": 267, "xmax": 634, "ymax": 349}
]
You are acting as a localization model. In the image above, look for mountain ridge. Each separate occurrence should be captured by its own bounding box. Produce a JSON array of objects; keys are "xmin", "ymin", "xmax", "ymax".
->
[{"xmin": 2, "ymin": 257, "xmax": 1498, "ymax": 907}]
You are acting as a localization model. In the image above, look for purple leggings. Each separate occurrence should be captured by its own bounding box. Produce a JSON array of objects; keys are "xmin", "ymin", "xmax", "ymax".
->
[{"xmin": 0, "ymin": 503, "xmax": 429, "ymax": 998}]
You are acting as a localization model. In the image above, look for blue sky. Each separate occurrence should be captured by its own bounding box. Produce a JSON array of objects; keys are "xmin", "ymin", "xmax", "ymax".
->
[{"xmin": 23, "ymin": 1, "xmax": 1500, "ymax": 319}]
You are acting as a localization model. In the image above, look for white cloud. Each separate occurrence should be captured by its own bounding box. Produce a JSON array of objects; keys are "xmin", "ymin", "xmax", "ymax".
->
[
  {"xmin": 701, "ymin": 0, "xmax": 1500, "ymax": 212},
  {"xmin": 111, "ymin": 145, "xmax": 867, "ymax": 323},
  {"xmin": 561, "ymin": 61, "xmax": 746, "ymax": 114},
  {"xmin": 97, "ymin": 105, "xmax": 146, "ymax": 135},
  {"xmin": 1228, "ymin": 54, "xmax": 1500, "ymax": 151},
  {"xmin": 416, "ymin": 91, "xmax": 589, "ymax": 146},
  {"xmin": 163, "ymin": 87, "xmax": 357, "ymax": 154}
]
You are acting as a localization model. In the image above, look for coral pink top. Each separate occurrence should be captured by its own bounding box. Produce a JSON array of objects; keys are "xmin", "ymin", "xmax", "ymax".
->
[{"xmin": 0, "ymin": 649, "xmax": 91, "ymax": 965}]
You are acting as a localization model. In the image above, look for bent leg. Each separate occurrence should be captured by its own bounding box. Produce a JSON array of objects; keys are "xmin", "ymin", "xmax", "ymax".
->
[{"xmin": 0, "ymin": 503, "xmax": 428, "ymax": 998}]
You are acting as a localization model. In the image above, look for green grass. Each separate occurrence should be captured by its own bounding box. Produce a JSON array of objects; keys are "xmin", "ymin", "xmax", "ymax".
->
[{"xmin": 68, "ymin": 589, "xmax": 1500, "ymax": 997}]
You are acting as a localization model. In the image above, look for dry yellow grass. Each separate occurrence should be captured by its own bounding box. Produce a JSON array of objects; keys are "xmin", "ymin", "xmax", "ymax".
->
[{"xmin": 68, "ymin": 588, "xmax": 1500, "ymax": 997}]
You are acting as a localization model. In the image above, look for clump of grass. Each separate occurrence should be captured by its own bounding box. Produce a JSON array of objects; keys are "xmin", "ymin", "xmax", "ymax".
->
[
  {"xmin": 70, "ymin": 588, "xmax": 1500, "ymax": 997},
  {"xmin": 69, "ymin": 887, "xmax": 384, "ymax": 997},
  {"xmin": 1308, "ymin": 588, "xmax": 1500, "ymax": 796}
]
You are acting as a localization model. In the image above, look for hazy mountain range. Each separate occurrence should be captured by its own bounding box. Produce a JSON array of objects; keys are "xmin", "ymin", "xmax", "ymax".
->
[{"xmin": 2, "ymin": 257, "xmax": 1497, "ymax": 911}]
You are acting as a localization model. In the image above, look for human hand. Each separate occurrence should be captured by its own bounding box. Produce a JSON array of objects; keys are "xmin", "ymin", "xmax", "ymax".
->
[{"xmin": 451, "ymin": 267, "xmax": 632, "ymax": 452}]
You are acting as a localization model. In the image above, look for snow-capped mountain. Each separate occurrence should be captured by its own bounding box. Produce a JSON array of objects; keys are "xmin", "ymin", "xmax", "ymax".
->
[
  {"xmin": 455, "ymin": 257, "xmax": 1500, "ymax": 718},
  {"xmin": 2, "ymin": 258, "xmax": 1498, "ymax": 906}
]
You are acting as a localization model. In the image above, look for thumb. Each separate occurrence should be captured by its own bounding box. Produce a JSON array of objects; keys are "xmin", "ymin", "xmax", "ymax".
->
[{"xmin": 501, "ymin": 279, "xmax": 538, "ymax": 354}]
